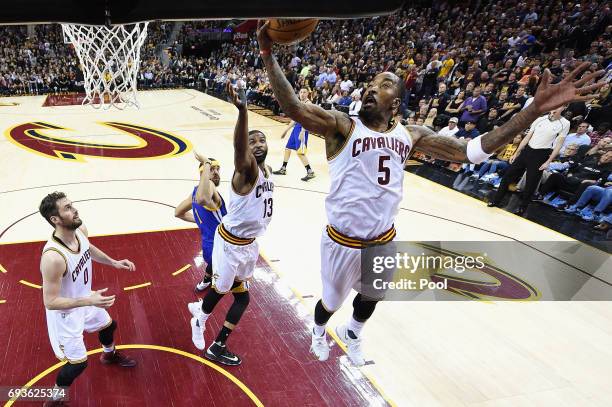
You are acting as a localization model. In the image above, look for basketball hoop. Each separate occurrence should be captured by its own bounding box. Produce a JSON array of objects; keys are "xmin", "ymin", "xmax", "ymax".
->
[{"xmin": 61, "ymin": 22, "xmax": 148, "ymax": 109}]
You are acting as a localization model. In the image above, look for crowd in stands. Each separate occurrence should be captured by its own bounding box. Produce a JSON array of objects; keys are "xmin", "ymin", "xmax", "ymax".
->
[
  {"xmin": 0, "ymin": 0, "xmax": 611, "ymax": 234},
  {"xmin": 0, "ymin": 22, "xmax": 173, "ymax": 95}
]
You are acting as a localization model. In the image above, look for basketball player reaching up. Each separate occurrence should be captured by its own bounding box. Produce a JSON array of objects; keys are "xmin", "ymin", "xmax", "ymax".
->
[
  {"xmin": 187, "ymin": 80, "xmax": 274, "ymax": 366},
  {"xmin": 273, "ymin": 87, "xmax": 316, "ymax": 181},
  {"xmin": 257, "ymin": 21, "xmax": 605, "ymax": 366},
  {"xmin": 39, "ymin": 192, "xmax": 136, "ymax": 406},
  {"xmin": 175, "ymin": 152, "xmax": 227, "ymax": 292}
]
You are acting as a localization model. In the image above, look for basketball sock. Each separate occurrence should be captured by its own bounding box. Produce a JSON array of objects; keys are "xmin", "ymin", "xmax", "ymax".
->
[
  {"xmin": 305, "ymin": 164, "xmax": 313, "ymax": 173},
  {"xmin": 103, "ymin": 343, "xmax": 115, "ymax": 353},
  {"xmin": 198, "ymin": 311, "xmax": 211, "ymax": 328},
  {"xmin": 281, "ymin": 161, "xmax": 288, "ymax": 169},
  {"xmin": 347, "ymin": 316, "xmax": 365, "ymax": 339},
  {"xmin": 215, "ymin": 325, "xmax": 233, "ymax": 345},
  {"xmin": 313, "ymin": 324, "xmax": 326, "ymax": 337}
]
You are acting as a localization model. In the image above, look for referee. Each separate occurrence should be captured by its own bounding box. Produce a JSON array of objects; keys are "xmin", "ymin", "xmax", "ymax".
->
[{"xmin": 488, "ymin": 105, "xmax": 570, "ymax": 215}]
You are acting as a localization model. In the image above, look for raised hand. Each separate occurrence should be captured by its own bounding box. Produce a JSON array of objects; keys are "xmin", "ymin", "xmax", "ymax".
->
[
  {"xmin": 89, "ymin": 288, "xmax": 115, "ymax": 308},
  {"xmin": 193, "ymin": 150, "xmax": 209, "ymax": 165},
  {"xmin": 256, "ymin": 20, "xmax": 273, "ymax": 51},
  {"xmin": 226, "ymin": 80, "xmax": 246, "ymax": 109},
  {"xmin": 532, "ymin": 62, "xmax": 605, "ymax": 115}
]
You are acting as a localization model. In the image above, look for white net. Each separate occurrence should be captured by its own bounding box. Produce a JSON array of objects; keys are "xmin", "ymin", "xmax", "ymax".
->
[{"xmin": 61, "ymin": 22, "xmax": 149, "ymax": 109}]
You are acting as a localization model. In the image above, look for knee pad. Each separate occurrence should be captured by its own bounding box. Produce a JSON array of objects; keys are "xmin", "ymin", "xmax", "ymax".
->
[
  {"xmin": 314, "ymin": 299, "xmax": 334, "ymax": 325},
  {"xmin": 226, "ymin": 291, "xmax": 250, "ymax": 325},
  {"xmin": 56, "ymin": 360, "xmax": 88, "ymax": 387},
  {"xmin": 98, "ymin": 320, "xmax": 117, "ymax": 346},
  {"xmin": 352, "ymin": 293, "xmax": 378, "ymax": 322},
  {"xmin": 232, "ymin": 290, "xmax": 250, "ymax": 307}
]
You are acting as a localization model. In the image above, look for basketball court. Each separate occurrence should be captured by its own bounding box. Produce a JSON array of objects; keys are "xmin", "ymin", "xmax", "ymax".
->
[{"xmin": 0, "ymin": 88, "xmax": 611, "ymax": 406}]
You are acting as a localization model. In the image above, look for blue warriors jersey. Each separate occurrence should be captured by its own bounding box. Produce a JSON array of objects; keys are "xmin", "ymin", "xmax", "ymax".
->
[
  {"xmin": 192, "ymin": 186, "xmax": 227, "ymax": 245},
  {"xmin": 285, "ymin": 122, "xmax": 309, "ymax": 152}
]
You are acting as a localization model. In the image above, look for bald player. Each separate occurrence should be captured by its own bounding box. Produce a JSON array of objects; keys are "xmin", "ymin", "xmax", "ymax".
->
[{"xmin": 257, "ymin": 21, "xmax": 605, "ymax": 365}]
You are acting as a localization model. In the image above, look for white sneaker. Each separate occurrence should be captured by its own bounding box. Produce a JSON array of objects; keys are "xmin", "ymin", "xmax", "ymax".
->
[
  {"xmin": 190, "ymin": 317, "xmax": 205, "ymax": 350},
  {"xmin": 310, "ymin": 330, "xmax": 330, "ymax": 361},
  {"xmin": 335, "ymin": 324, "xmax": 365, "ymax": 366},
  {"xmin": 188, "ymin": 300, "xmax": 202, "ymax": 318},
  {"xmin": 188, "ymin": 301, "xmax": 205, "ymax": 350},
  {"xmin": 195, "ymin": 278, "xmax": 211, "ymax": 292}
]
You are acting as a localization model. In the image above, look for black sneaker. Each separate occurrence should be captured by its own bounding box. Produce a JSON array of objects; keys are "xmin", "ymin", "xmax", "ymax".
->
[
  {"xmin": 301, "ymin": 172, "xmax": 316, "ymax": 181},
  {"xmin": 272, "ymin": 168, "xmax": 286, "ymax": 175},
  {"xmin": 205, "ymin": 342, "xmax": 242, "ymax": 366}
]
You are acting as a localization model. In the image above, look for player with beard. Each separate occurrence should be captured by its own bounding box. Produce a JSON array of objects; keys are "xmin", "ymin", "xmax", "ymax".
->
[
  {"xmin": 187, "ymin": 81, "xmax": 274, "ymax": 366},
  {"xmin": 175, "ymin": 152, "xmax": 227, "ymax": 292},
  {"xmin": 257, "ymin": 20, "xmax": 605, "ymax": 365},
  {"xmin": 39, "ymin": 192, "xmax": 136, "ymax": 406}
]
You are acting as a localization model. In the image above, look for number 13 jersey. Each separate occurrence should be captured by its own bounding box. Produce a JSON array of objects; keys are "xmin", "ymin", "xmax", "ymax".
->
[
  {"xmin": 325, "ymin": 118, "xmax": 412, "ymax": 240},
  {"xmin": 223, "ymin": 167, "xmax": 274, "ymax": 239}
]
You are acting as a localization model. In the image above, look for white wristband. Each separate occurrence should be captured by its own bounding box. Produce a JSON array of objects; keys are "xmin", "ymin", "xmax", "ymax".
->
[{"xmin": 466, "ymin": 135, "xmax": 493, "ymax": 164}]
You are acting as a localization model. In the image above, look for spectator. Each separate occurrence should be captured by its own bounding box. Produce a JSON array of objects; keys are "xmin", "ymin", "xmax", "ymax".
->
[
  {"xmin": 477, "ymin": 108, "xmax": 499, "ymax": 134},
  {"xmin": 337, "ymin": 90, "xmax": 352, "ymax": 106},
  {"xmin": 424, "ymin": 108, "xmax": 438, "ymax": 127},
  {"xmin": 560, "ymin": 122, "xmax": 592, "ymax": 155},
  {"xmin": 339, "ymin": 74, "xmax": 353, "ymax": 93},
  {"xmin": 455, "ymin": 120, "xmax": 480, "ymax": 139},
  {"xmin": 348, "ymin": 94, "xmax": 361, "ymax": 116},
  {"xmin": 539, "ymin": 151, "xmax": 612, "ymax": 209},
  {"xmin": 477, "ymin": 134, "xmax": 524, "ymax": 180},
  {"xmin": 445, "ymin": 91, "xmax": 465, "ymax": 118},
  {"xmin": 429, "ymin": 82, "xmax": 450, "ymax": 112},
  {"xmin": 438, "ymin": 117, "xmax": 459, "ymax": 137},
  {"xmin": 459, "ymin": 87, "xmax": 487, "ymax": 124},
  {"xmin": 564, "ymin": 184, "xmax": 612, "ymax": 222}
]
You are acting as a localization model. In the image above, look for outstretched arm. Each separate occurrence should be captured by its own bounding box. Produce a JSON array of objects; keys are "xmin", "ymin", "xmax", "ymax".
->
[
  {"xmin": 226, "ymin": 81, "xmax": 258, "ymax": 193},
  {"xmin": 256, "ymin": 21, "xmax": 352, "ymax": 157},
  {"xmin": 193, "ymin": 150, "xmax": 220, "ymax": 208},
  {"xmin": 412, "ymin": 62, "xmax": 605, "ymax": 163}
]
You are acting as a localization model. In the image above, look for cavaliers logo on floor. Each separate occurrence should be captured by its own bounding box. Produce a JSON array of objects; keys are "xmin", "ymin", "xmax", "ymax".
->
[{"xmin": 5, "ymin": 121, "xmax": 190, "ymax": 161}]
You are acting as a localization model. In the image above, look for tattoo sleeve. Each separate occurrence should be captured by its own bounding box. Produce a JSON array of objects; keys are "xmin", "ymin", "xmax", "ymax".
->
[
  {"xmin": 480, "ymin": 105, "xmax": 540, "ymax": 153},
  {"xmin": 409, "ymin": 125, "xmax": 470, "ymax": 162},
  {"xmin": 262, "ymin": 53, "xmax": 343, "ymax": 138},
  {"xmin": 262, "ymin": 54, "xmax": 301, "ymax": 115},
  {"xmin": 411, "ymin": 104, "xmax": 542, "ymax": 163}
]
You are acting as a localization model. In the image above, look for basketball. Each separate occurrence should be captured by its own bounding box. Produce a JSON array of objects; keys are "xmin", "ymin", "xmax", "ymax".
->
[{"xmin": 266, "ymin": 19, "xmax": 318, "ymax": 45}]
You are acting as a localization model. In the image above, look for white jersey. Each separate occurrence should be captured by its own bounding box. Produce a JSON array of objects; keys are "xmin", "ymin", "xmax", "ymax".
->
[
  {"xmin": 223, "ymin": 167, "xmax": 274, "ymax": 239},
  {"xmin": 326, "ymin": 118, "xmax": 412, "ymax": 240},
  {"xmin": 42, "ymin": 229, "xmax": 92, "ymax": 311}
]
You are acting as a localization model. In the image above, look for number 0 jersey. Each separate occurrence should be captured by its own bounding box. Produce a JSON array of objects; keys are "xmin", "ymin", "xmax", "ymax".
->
[
  {"xmin": 41, "ymin": 229, "xmax": 92, "ymax": 311},
  {"xmin": 222, "ymin": 167, "xmax": 274, "ymax": 239},
  {"xmin": 325, "ymin": 118, "xmax": 412, "ymax": 240}
]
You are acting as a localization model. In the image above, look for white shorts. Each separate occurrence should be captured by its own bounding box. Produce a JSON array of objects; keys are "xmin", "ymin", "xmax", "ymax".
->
[
  {"xmin": 320, "ymin": 227, "xmax": 395, "ymax": 311},
  {"xmin": 211, "ymin": 227, "xmax": 258, "ymax": 294},
  {"xmin": 46, "ymin": 306, "xmax": 112, "ymax": 363}
]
